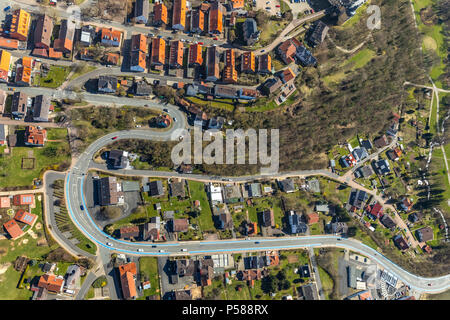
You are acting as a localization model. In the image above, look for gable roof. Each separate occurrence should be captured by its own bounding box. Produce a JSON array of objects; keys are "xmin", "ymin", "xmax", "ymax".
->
[
  {"xmin": 38, "ymin": 274, "xmax": 64, "ymax": 292},
  {"xmin": 14, "ymin": 209, "xmax": 37, "ymax": 226},
  {"xmin": 153, "ymin": 3, "xmax": 168, "ymax": 24},
  {"xmin": 3, "ymin": 219, "xmax": 24, "ymax": 239}
]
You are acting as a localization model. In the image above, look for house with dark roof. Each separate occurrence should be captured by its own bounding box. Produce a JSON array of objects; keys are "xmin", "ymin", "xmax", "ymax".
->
[
  {"xmin": 169, "ymin": 179, "xmax": 186, "ymax": 198},
  {"xmin": 329, "ymin": 222, "xmax": 348, "ymax": 235},
  {"xmin": 64, "ymin": 264, "xmax": 82, "ymax": 291},
  {"xmin": 357, "ymin": 165, "xmax": 374, "ymax": 178},
  {"xmin": 108, "ymin": 149, "xmax": 129, "ymax": 169},
  {"xmin": 0, "ymin": 124, "xmax": 6, "ymax": 146},
  {"xmin": 190, "ymin": 9, "xmax": 205, "ymax": 33},
  {"xmin": 174, "ymin": 290, "xmax": 192, "ymax": 300},
  {"xmin": 213, "ymin": 85, "xmax": 238, "ymax": 99},
  {"xmin": 298, "ymin": 283, "xmax": 318, "ymax": 300},
  {"xmin": 243, "ymin": 18, "xmax": 260, "ymax": 46},
  {"xmin": 373, "ymin": 135, "xmax": 388, "ymax": 148},
  {"xmin": 133, "ymin": 81, "xmax": 153, "ymax": 96},
  {"xmin": 261, "ymin": 209, "xmax": 274, "ymax": 227},
  {"xmin": 306, "ymin": 20, "xmax": 329, "ymax": 47},
  {"xmin": 393, "ymin": 234, "xmax": 409, "ymax": 250},
  {"xmin": 261, "ymin": 77, "xmax": 282, "ymax": 95},
  {"xmin": 134, "ymin": 0, "xmax": 150, "ymax": 24},
  {"xmin": 11, "ymin": 91, "xmax": 31, "ymax": 120},
  {"xmin": 278, "ymin": 178, "xmax": 295, "ymax": 193},
  {"xmin": 32, "ymin": 95, "xmax": 51, "ymax": 122},
  {"xmin": 176, "ymin": 259, "xmax": 196, "ymax": 277},
  {"xmin": 295, "ymin": 45, "xmax": 317, "ymax": 67},
  {"xmin": 120, "ymin": 225, "xmax": 140, "ymax": 240},
  {"xmin": 218, "ymin": 212, "xmax": 233, "ymax": 229},
  {"xmin": 171, "ymin": 218, "xmax": 189, "ymax": 232},
  {"xmin": 98, "ymin": 176, "xmax": 124, "ymax": 206},
  {"xmin": 172, "ymin": 0, "xmax": 187, "ymax": 30},
  {"xmin": 98, "ymin": 75, "xmax": 118, "ymax": 93},
  {"xmin": 373, "ymin": 159, "xmax": 390, "ymax": 175},
  {"xmin": 287, "ymin": 211, "xmax": 307, "ymax": 234},
  {"xmin": 416, "ymin": 227, "xmax": 433, "ymax": 242},
  {"xmin": 352, "ymin": 147, "xmax": 368, "ymax": 162},
  {"xmin": 148, "ymin": 180, "xmax": 164, "ymax": 197},
  {"xmin": 408, "ymin": 211, "xmax": 423, "ymax": 223},
  {"xmin": 205, "ymin": 46, "xmax": 220, "ymax": 82},
  {"xmin": 380, "ymin": 214, "xmax": 396, "ymax": 230}
]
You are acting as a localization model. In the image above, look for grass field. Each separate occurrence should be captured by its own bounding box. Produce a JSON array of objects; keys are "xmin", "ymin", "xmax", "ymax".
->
[
  {"xmin": 317, "ymin": 265, "xmax": 334, "ymax": 299},
  {"xmin": 137, "ymin": 257, "xmax": 160, "ymax": 299},
  {"xmin": 188, "ymin": 181, "xmax": 215, "ymax": 232},
  {"xmin": 0, "ymin": 128, "xmax": 71, "ymax": 188},
  {"xmin": 34, "ymin": 65, "xmax": 72, "ymax": 88}
]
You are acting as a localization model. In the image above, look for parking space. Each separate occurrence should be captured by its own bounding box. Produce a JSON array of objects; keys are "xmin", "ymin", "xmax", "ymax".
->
[
  {"xmin": 287, "ymin": 0, "xmax": 313, "ymax": 18},
  {"xmin": 255, "ymin": 0, "xmax": 281, "ymax": 17}
]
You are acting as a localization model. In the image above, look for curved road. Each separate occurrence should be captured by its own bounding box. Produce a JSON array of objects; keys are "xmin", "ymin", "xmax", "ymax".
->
[{"xmin": 61, "ymin": 103, "xmax": 450, "ymax": 294}]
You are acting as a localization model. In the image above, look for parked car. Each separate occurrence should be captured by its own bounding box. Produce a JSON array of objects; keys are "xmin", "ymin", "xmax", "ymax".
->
[
  {"xmin": 107, "ymin": 242, "xmax": 113, "ymax": 247},
  {"xmin": 80, "ymin": 205, "xmax": 84, "ymax": 210},
  {"xmin": 163, "ymin": 108, "xmax": 169, "ymax": 112},
  {"xmin": 159, "ymin": 249, "xmax": 165, "ymax": 253},
  {"xmin": 173, "ymin": 117, "xmax": 177, "ymax": 122},
  {"xmin": 198, "ymin": 41, "xmax": 204, "ymax": 45},
  {"xmin": 137, "ymin": 248, "xmax": 144, "ymax": 252},
  {"xmin": 112, "ymin": 136, "xmax": 118, "ymax": 140},
  {"xmin": 276, "ymin": 4, "xmax": 280, "ymax": 7},
  {"xmin": 181, "ymin": 248, "xmax": 187, "ymax": 252},
  {"xmin": 4, "ymin": 6, "xmax": 11, "ymax": 11}
]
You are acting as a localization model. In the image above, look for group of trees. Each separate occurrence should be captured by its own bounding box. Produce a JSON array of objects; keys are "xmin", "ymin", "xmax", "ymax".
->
[{"xmin": 261, "ymin": 270, "xmax": 291, "ymax": 294}]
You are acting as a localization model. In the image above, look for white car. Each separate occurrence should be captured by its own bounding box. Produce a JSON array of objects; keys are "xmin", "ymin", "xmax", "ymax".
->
[
  {"xmin": 137, "ymin": 248, "xmax": 144, "ymax": 252},
  {"xmin": 181, "ymin": 248, "xmax": 187, "ymax": 252},
  {"xmin": 106, "ymin": 242, "xmax": 113, "ymax": 247},
  {"xmin": 159, "ymin": 249, "xmax": 165, "ymax": 253}
]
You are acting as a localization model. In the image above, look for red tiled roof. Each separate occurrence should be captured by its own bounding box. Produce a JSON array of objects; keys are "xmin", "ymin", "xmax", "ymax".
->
[
  {"xmin": 306, "ymin": 212, "xmax": 319, "ymax": 224},
  {"xmin": 3, "ymin": 219, "xmax": 24, "ymax": 239},
  {"xmin": 13, "ymin": 194, "xmax": 34, "ymax": 205},
  {"xmin": 14, "ymin": 209, "xmax": 37, "ymax": 226},
  {"xmin": 38, "ymin": 274, "xmax": 64, "ymax": 292},
  {"xmin": 369, "ymin": 203, "xmax": 383, "ymax": 219},
  {"xmin": 118, "ymin": 263, "xmax": 137, "ymax": 300},
  {"xmin": 153, "ymin": 3, "xmax": 168, "ymax": 25},
  {"xmin": 0, "ymin": 197, "xmax": 10, "ymax": 208}
]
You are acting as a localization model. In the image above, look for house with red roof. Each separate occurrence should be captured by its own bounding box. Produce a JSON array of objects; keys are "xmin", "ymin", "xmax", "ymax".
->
[
  {"xmin": 0, "ymin": 197, "xmax": 10, "ymax": 208},
  {"xmin": 3, "ymin": 220, "xmax": 24, "ymax": 239},
  {"xmin": 37, "ymin": 274, "xmax": 64, "ymax": 293},
  {"xmin": 14, "ymin": 209, "xmax": 37, "ymax": 226},
  {"xmin": 13, "ymin": 194, "xmax": 34, "ymax": 206},
  {"xmin": 367, "ymin": 202, "xmax": 383, "ymax": 220},
  {"xmin": 306, "ymin": 212, "xmax": 319, "ymax": 225},
  {"xmin": 118, "ymin": 262, "xmax": 137, "ymax": 300}
]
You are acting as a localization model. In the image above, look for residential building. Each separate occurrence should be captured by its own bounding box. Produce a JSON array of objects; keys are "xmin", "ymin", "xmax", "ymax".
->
[
  {"xmin": 169, "ymin": 179, "xmax": 186, "ymax": 198},
  {"xmin": 295, "ymin": 45, "xmax": 317, "ymax": 67},
  {"xmin": 14, "ymin": 56, "xmax": 33, "ymax": 86},
  {"xmin": 399, "ymin": 197, "xmax": 413, "ymax": 212},
  {"xmin": 14, "ymin": 209, "xmax": 37, "ymax": 226},
  {"xmin": 213, "ymin": 85, "xmax": 238, "ymax": 99},
  {"xmin": 32, "ymin": 95, "xmax": 51, "ymax": 122},
  {"xmin": 306, "ymin": 212, "xmax": 319, "ymax": 225},
  {"xmin": 98, "ymin": 176, "xmax": 124, "ymax": 206},
  {"xmin": 24, "ymin": 126, "xmax": 46, "ymax": 146},
  {"xmin": 34, "ymin": 14, "xmax": 53, "ymax": 49},
  {"xmin": 0, "ymin": 37, "xmax": 19, "ymax": 50},
  {"xmin": 277, "ymin": 67, "xmax": 296, "ymax": 84},
  {"xmin": 367, "ymin": 202, "xmax": 383, "ymax": 220},
  {"xmin": 3, "ymin": 219, "xmax": 24, "ymax": 239},
  {"xmin": 148, "ymin": 180, "xmax": 164, "ymax": 196},
  {"xmin": 13, "ymin": 194, "xmax": 34, "ymax": 206},
  {"xmin": 0, "ymin": 50, "xmax": 11, "ymax": 82},
  {"xmin": 100, "ymin": 28, "xmax": 122, "ymax": 47},
  {"xmin": 190, "ymin": 9, "xmax": 205, "ymax": 33},
  {"xmin": 243, "ymin": 18, "xmax": 260, "ymax": 46},
  {"xmin": 298, "ymin": 283, "xmax": 318, "ymax": 300},
  {"xmin": 374, "ymin": 159, "xmax": 390, "ymax": 175},
  {"xmin": 205, "ymin": 46, "xmax": 220, "ymax": 82},
  {"xmin": 120, "ymin": 225, "xmax": 140, "ymax": 240},
  {"xmin": 172, "ymin": 0, "xmax": 187, "ymax": 30},
  {"xmin": 247, "ymin": 183, "xmax": 262, "ymax": 198},
  {"xmin": 208, "ymin": 1, "xmax": 224, "ymax": 34},
  {"xmin": 380, "ymin": 214, "xmax": 396, "ymax": 230},
  {"xmin": 169, "ymin": 40, "xmax": 184, "ymax": 69},
  {"xmin": 9, "ymin": 9, "xmax": 31, "ymax": 41},
  {"xmin": 108, "ymin": 149, "xmax": 129, "ymax": 169},
  {"xmin": 218, "ymin": 212, "xmax": 233, "ymax": 229},
  {"xmin": 134, "ymin": 0, "xmax": 150, "ymax": 24},
  {"xmin": 352, "ymin": 147, "xmax": 369, "ymax": 162},
  {"xmin": 347, "ymin": 188, "xmax": 368, "ymax": 211},
  {"xmin": 157, "ymin": 114, "xmax": 172, "ymax": 127},
  {"xmin": 287, "ymin": 210, "xmax": 307, "ymax": 234},
  {"xmin": 188, "ymin": 43, "xmax": 203, "ymax": 66},
  {"xmin": 143, "ymin": 221, "xmax": 160, "ymax": 241},
  {"xmin": 130, "ymin": 34, "xmax": 147, "ymax": 72},
  {"xmin": 37, "ymin": 274, "xmax": 64, "ymax": 293},
  {"xmin": 261, "ymin": 209, "xmax": 274, "ymax": 227},
  {"xmin": 393, "ymin": 234, "xmax": 409, "ymax": 250},
  {"xmin": 151, "ymin": 37, "xmax": 166, "ymax": 66},
  {"xmin": 0, "ymin": 125, "xmax": 6, "ymax": 146},
  {"xmin": 357, "ymin": 165, "xmax": 374, "ymax": 178},
  {"xmin": 241, "ymin": 51, "xmax": 255, "ymax": 73},
  {"xmin": 238, "ymin": 88, "xmax": 259, "ymax": 100},
  {"xmin": 118, "ymin": 263, "xmax": 137, "ymax": 300},
  {"xmin": 97, "ymin": 75, "xmax": 118, "ymax": 93},
  {"xmin": 373, "ymin": 135, "xmax": 388, "ymax": 148},
  {"xmin": 79, "ymin": 25, "xmax": 95, "ymax": 46},
  {"xmin": 133, "ymin": 81, "xmax": 152, "ymax": 96},
  {"xmin": 153, "ymin": 2, "xmax": 168, "ymax": 26},
  {"xmin": 53, "ymin": 19, "xmax": 75, "ymax": 54},
  {"xmin": 278, "ymin": 178, "xmax": 295, "ymax": 193},
  {"xmin": 171, "ymin": 218, "xmax": 189, "ymax": 232},
  {"xmin": 230, "ymin": 0, "xmax": 244, "ymax": 9},
  {"xmin": 258, "ymin": 54, "xmax": 271, "ymax": 74},
  {"xmin": 104, "ymin": 52, "xmax": 120, "ymax": 66},
  {"xmin": 329, "ymin": 222, "xmax": 348, "ymax": 235},
  {"xmin": 307, "ymin": 20, "xmax": 329, "ymax": 47},
  {"xmin": 416, "ymin": 227, "xmax": 433, "ymax": 242},
  {"xmin": 222, "ymin": 49, "xmax": 237, "ymax": 83},
  {"xmin": 277, "ymin": 38, "xmax": 301, "ymax": 64},
  {"xmin": 261, "ymin": 77, "xmax": 282, "ymax": 95}
]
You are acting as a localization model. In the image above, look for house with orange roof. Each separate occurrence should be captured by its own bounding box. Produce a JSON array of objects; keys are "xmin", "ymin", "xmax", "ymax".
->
[
  {"xmin": 13, "ymin": 194, "xmax": 34, "ymax": 206},
  {"xmin": 278, "ymin": 67, "xmax": 296, "ymax": 84},
  {"xmin": 14, "ymin": 209, "xmax": 37, "ymax": 226},
  {"xmin": 208, "ymin": 2, "xmax": 224, "ymax": 35},
  {"xmin": 241, "ymin": 51, "xmax": 255, "ymax": 73},
  {"xmin": 277, "ymin": 38, "xmax": 302, "ymax": 64},
  {"xmin": 14, "ymin": 56, "xmax": 33, "ymax": 86},
  {"xmin": 230, "ymin": 0, "xmax": 245, "ymax": 9},
  {"xmin": 0, "ymin": 50, "xmax": 11, "ymax": 82},
  {"xmin": 190, "ymin": 9, "xmax": 205, "ymax": 34},
  {"xmin": 3, "ymin": 219, "xmax": 24, "ymax": 239},
  {"xmin": 258, "ymin": 54, "xmax": 271, "ymax": 74},
  {"xmin": 153, "ymin": 2, "xmax": 168, "ymax": 26},
  {"xmin": 0, "ymin": 37, "xmax": 19, "ymax": 50},
  {"xmin": 169, "ymin": 40, "xmax": 184, "ymax": 69},
  {"xmin": 100, "ymin": 28, "xmax": 122, "ymax": 47},
  {"xmin": 0, "ymin": 197, "xmax": 10, "ymax": 208},
  {"xmin": 151, "ymin": 37, "xmax": 166, "ymax": 66},
  {"xmin": 34, "ymin": 14, "xmax": 53, "ymax": 50},
  {"xmin": 24, "ymin": 126, "xmax": 47, "ymax": 146},
  {"xmin": 53, "ymin": 19, "xmax": 75, "ymax": 54},
  {"xmin": 222, "ymin": 49, "xmax": 237, "ymax": 83},
  {"xmin": 38, "ymin": 274, "xmax": 64, "ymax": 293},
  {"xmin": 118, "ymin": 262, "xmax": 137, "ymax": 300},
  {"xmin": 172, "ymin": 0, "xmax": 187, "ymax": 31},
  {"xmin": 9, "ymin": 9, "xmax": 31, "ymax": 41},
  {"xmin": 188, "ymin": 43, "xmax": 203, "ymax": 66},
  {"xmin": 306, "ymin": 212, "xmax": 320, "ymax": 225},
  {"xmin": 130, "ymin": 34, "xmax": 147, "ymax": 72},
  {"xmin": 104, "ymin": 52, "xmax": 120, "ymax": 66},
  {"xmin": 246, "ymin": 222, "xmax": 257, "ymax": 235}
]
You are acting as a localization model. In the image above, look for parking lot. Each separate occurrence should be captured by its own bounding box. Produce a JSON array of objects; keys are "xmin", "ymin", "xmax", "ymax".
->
[
  {"xmin": 287, "ymin": 0, "xmax": 314, "ymax": 18},
  {"xmin": 255, "ymin": 0, "xmax": 281, "ymax": 17}
]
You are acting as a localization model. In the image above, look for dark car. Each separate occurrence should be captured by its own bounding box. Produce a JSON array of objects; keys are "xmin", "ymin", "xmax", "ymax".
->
[{"xmin": 80, "ymin": 205, "xmax": 84, "ymax": 210}]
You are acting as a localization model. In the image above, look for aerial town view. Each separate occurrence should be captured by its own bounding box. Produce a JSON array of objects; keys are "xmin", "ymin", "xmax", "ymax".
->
[{"xmin": 0, "ymin": 0, "xmax": 448, "ymax": 307}]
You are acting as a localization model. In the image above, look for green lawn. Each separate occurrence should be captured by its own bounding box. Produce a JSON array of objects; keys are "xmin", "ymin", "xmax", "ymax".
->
[
  {"xmin": 317, "ymin": 265, "xmax": 334, "ymax": 300},
  {"xmin": 137, "ymin": 257, "xmax": 160, "ymax": 299},
  {"xmin": 34, "ymin": 65, "xmax": 72, "ymax": 88},
  {"xmin": 188, "ymin": 181, "xmax": 215, "ymax": 232},
  {"xmin": 0, "ymin": 129, "xmax": 71, "ymax": 188},
  {"xmin": 69, "ymin": 65, "xmax": 97, "ymax": 81}
]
